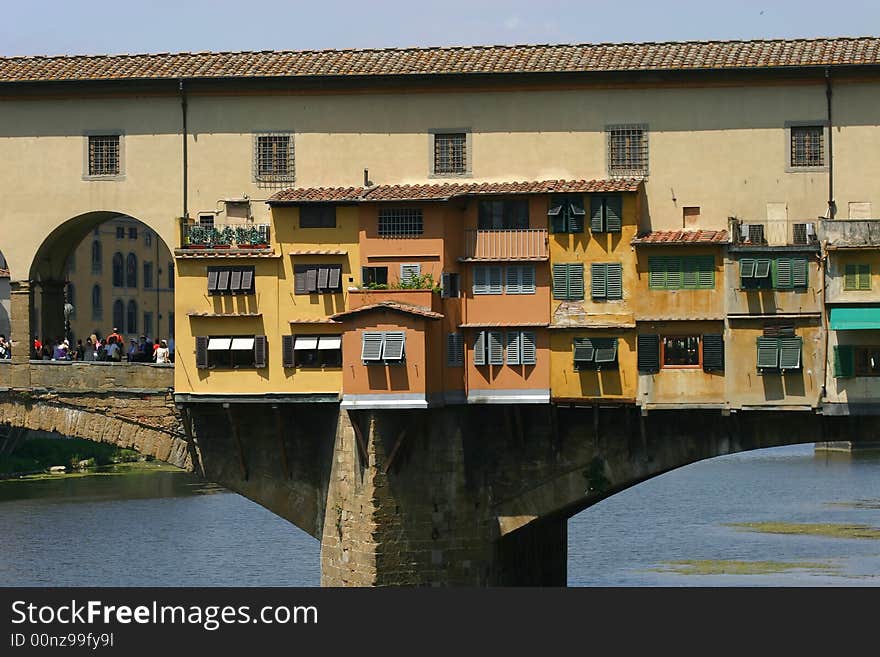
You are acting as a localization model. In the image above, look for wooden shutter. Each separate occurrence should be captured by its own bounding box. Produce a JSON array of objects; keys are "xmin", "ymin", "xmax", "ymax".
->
[
  {"xmin": 740, "ymin": 258, "xmax": 756, "ymax": 281},
  {"xmin": 702, "ymin": 334, "xmax": 724, "ymax": 372},
  {"xmin": 473, "ymin": 331, "xmax": 486, "ymax": 366},
  {"xmin": 606, "ymin": 263, "xmax": 623, "ymax": 299},
  {"xmin": 521, "ymin": 331, "xmax": 537, "ymax": 365},
  {"xmin": 447, "ymin": 333, "xmax": 463, "ymax": 367},
  {"xmin": 282, "ymin": 335, "xmax": 295, "ymax": 368},
  {"xmin": 552, "ymin": 263, "xmax": 569, "ymax": 300},
  {"xmin": 573, "ymin": 337, "xmax": 595, "ymax": 363},
  {"xmin": 253, "ymin": 335, "xmax": 267, "ymax": 368},
  {"xmin": 241, "ymin": 268, "xmax": 254, "ymax": 293},
  {"xmin": 604, "ymin": 196, "xmax": 622, "ymax": 232},
  {"xmin": 328, "ymin": 266, "xmax": 341, "ymax": 291},
  {"xmin": 506, "ymin": 266, "xmax": 522, "ymax": 295},
  {"xmin": 590, "ymin": 196, "xmax": 604, "ymax": 232},
  {"xmin": 217, "ymin": 269, "xmax": 230, "ymax": 293},
  {"xmin": 317, "ymin": 267, "xmax": 330, "ymax": 290},
  {"xmin": 294, "ymin": 265, "xmax": 307, "ymax": 295},
  {"xmin": 649, "ymin": 257, "xmax": 667, "ymax": 289},
  {"xmin": 548, "ymin": 203, "xmax": 566, "ymax": 234},
  {"xmin": 383, "ymin": 332, "xmax": 406, "ymax": 361},
  {"xmin": 505, "ymin": 331, "xmax": 521, "ymax": 365},
  {"xmin": 844, "ymin": 264, "xmax": 857, "ymax": 290},
  {"xmin": 229, "ymin": 269, "xmax": 243, "ymax": 293},
  {"xmin": 833, "ymin": 344, "xmax": 854, "ymax": 377},
  {"xmin": 441, "ymin": 272, "xmax": 453, "ymax": 298},
  {"xmin": 591, "ymin": 263, "xmax": 607, "ymax": 299},
  {"xmin": 637, "ymin": 334, "xmax": 660, "ymax": 373},
  {"xmin": 520, "ymin": 265, "xmax": 535, "ymax": 294},
  {"xmin": 488, "ymin": 266, "xmax": 503, "ymax": 294},
  {"xmin": 754, "ymin": 258, "xmax": 771, "ymax": 279},
  {"xmin": 568, "ymin": 263, "xmax": 585, "ymax": 300},
  {"xmin": 196, "ymin": 336, "xmax": 209, "ymax": 369},
  {"xmin": 207, "ymin": 268, "xmax": 219, "ymax": 293},
  {"xmin": 487, "ymin": 331, "xmax": 504, "ymax": 365},
  {"xmin": 757, "ymin": 336, "xmax": 780, "ymax": 370},
  {"xmin": 697, "ymin": 256, "xmax": 715, "ymax": 288},
  {"xmin": 473, "ymin": 266, "xmax": 488, "ymax": 295},
  {"xmin": 775, "ymin": 258, "xmax": 793, "ymax": 289},
  {"xmin": 779, "ymin": 336, "xmax": 802, "ymax": 370},
  {"xmin": 858, "ymin": 264, "xmax": 871, "ymax": 290},
  {"xmin": 593, "ymin": 337, "xmax": 618, "ymax": 365},
  {"xmin": 305, "ymin": 267, "xmax": 318, "ymax": 293},
  {"xmin": 791, "ymin": 258, "xmax": 808, "ymax": 288},
  {"xmin": 361, "ymin": 332, "xmax": 384, "ymax": 361},
  {"xmin": 665, "ymin": 257, "xmax": 682, "ymax": 289},
  {"xmin": 683, "ymin": 257, "xmax": 699, "ymax": 288}
]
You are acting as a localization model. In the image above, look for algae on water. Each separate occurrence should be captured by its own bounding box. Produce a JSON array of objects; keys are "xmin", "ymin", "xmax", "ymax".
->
[
  {"xmin": 727, "ymin": 522, "xmax": 880, "ymax": 540},
  {"xmin": 649, "ymin": 559, "xmax": 841, "ymax": 576}
]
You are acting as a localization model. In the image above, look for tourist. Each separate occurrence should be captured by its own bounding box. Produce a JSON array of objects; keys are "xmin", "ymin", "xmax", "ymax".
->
[
  {"xmin": 74, "ymin": 339, "xmax": 85, "ymax": 361},
  {"xmin": 107, "ymin": 327, "xmax": 123, "ymax": 346},
  {"xmin": 137, "ymin": 335, "xmax": 152, "ymax": 362},
  {"xmin": 32, "ymin": 335, "xmax": 42, "ymax": 359},
  {"xmin": 104, "ymin": 336, "xmax": 121, "ymax": 362},
  {"xmin": 0, "ymin": 335, "xmax": 10, "ymax": 359},
  {"xmin": 84, "ymin": 336, "xmax": 97, "ymax": 361},
  {"xmin": 126, "ymin": 339, "xmax": 138, "ymax": 362},
  {"xmin": 52, "ymin": 338, "xmax": 68, "ymax": 360},
  {"xmin": 155, "ymin": 339, "xmax": 171, "ymax": 364}
]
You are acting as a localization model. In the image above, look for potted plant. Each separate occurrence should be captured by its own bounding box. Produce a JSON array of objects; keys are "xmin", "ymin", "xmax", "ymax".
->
[
  {"xmin": 187, "ymin": 224, "xmax": 209, "ymax": 249},
  {"xmin": 213, "ymin": 226, "xmax": 234, "ymax": 249}
]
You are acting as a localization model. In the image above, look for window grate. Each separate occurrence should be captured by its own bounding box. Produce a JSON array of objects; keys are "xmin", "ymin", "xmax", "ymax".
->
[
  {"xmin": 254, "ymin": 133, "xmax": 295, "ymax": 184},
  {"xmin": 88, "ymin": 135, "xmax": 119, "ymax": 176},
  {"xmin": 607, "ymin": 125, "xmax": 648, "ymax": 176},
  {"xmin": 790, "ymin": 126, "xmax": 824, "ymax": 167},
  {"xmin": 433, "ymin": 133, "xmax": 467, "ymax": 174},
  {"xmin": 378, "ymin": 208, "xmax": 423, "ymax": 237}
]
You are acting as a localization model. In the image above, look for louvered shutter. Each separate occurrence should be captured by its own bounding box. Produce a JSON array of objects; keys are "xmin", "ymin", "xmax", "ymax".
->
[
  {"xmin": 253, "ymin": 335, "xmax": 268, "ymax": 368},
  {"xmin": 383, "ymin": 332, "xmax": 406, "ymax": 361},
  {"xmin": 845, "ymin": 264, "xmax": 857, "ymax": 290},
  {"xmin": 400, "ymin": 264, "xmax": 421, "ymax": 284},
  {"xmin": 665, "ymin": 257, "xmax": 682, "ymax": 289},
  {"xmin": 506, "ymin": 266, "xmax": 522, "ymax": 295},
  {"xmin": 590, "ymin": 196, "xmax": 604, "ymax": 232},
  {"xmin": 506, "ymin": 331, "xmax": 521, "ymax": 365},
  {"xmin": 207, "ymin": 269, "xmax": 219, "ymax": 293},
  {"xmin": 294, "ymin": 265, "xmax": 307, "ymax": 294},
  {"xmin": 697, "ymin": 256, "xmax": 715, "ymax": 288},
  {"xmin": 305, "ymin": 267, "xmax": 318, "ymax": 293},
  {"xmin": 229, "ymin": 269, "xmax": 243, "ymax": 293},
  {"xmin": 282, "ymin": 335, "xmax": 295, "ymax": 368},
  {"xmin": 520, "ymin": 265, "xmax": 535, "ymax": 294},
  {"xmin": 779, "ymin": 337, "xmax": 802, "ymax": 370},
  {"xmin": 473, "ymin": 266, "xmax": 487, "ymax": 295},
  {"xmin": 488, "ymin": 266, "xmax": 503, "ymax": 295},
  {"xmin": 548, "ymin": 203, "xmax": 566, "ymax": 234},
  {"xmin": 775, "ymin": 258, "xmax": 793, "ymax": 289},
  {"xmin": 754, "ymin": 258, "xmax": 771, "ymax": 279},
  {"xmin": 757, "ymin": 337, "xmax": 780, "ymax": 370},
  {"xmin": 649, "ymin": 257, "xmax": 666, "ymax": 289},
  {"xmin": 568, "ymin": 198, "xmax": 586, "ymax": 232},
  {"xmin": 593, "ymin": 337, "xmax": 618, "ymax": 365},
  {"xmin": 196, "ymin": 336, "xmax": 209, "ymax": 369},
  {"xmin": 473, "ymin": 331, "xmax": 486, "ymax": 366},
  {"xmin": 606, "ymin": 263, "xmax": 623, "ymax": 299},
  {"xmin": 241, "ymin": 268, "xmax": 254, "ymax": 293},
  {"xmin": 683, "ymin": 257, "xmax": 699, "ymax": 288},
  {"xmin": 859, "ymin": 264, "xmax": 871, "ymax": 290},
  {"xmin": 637, "ymin": 335, "xmax": 660, "ymax": 373},
  {"xmin": 447, "ymin": 333, "xmax": 463, "ymax": 367},
  {"xmin": 487, "ymin": 331, "xmax": 504, "ymax": 365},
  {"xmin": 573, "ymin": 337, "xmax": 595, "ymax": 363},
  {"xmin": 317, "ymin": 267, "xmax": 330, "ymax": 291},
  {"xmin": 441, "ymin": 273, "xmax": 453, "ymax": 298},
  {"xmin": 740, "ymin": 258, "xmax": 757, "ymax": 280},
  {"xmin": 328, "ymin": 266, "xmax": 341, "ymax": 290},
  {"xmin": 552, "ymin": 264, "xmax": 569, "ymax": 300},
  {"xmin": 361, "ymin": 332, "xmax": 384, "ymax": 362},
  {"xmin": 702, "ymin": 334, "xmax": 724, "ymax": 372},
  {"xmin": 591, "ymin": 263, "xmax": 607, "ymax": 300},
  {"xmin": 217, "ymin": 269, "xmax": 230, "ymax": 293},
  {"xmin": 521, "ymin": 331, "xmax": 537, "ymax": 365},
  {"xmin": 604, "ymin": 196, "xmax": 622, "ymax": 232},
  {"xmin": 568, "ymin": 263, "xmax": 585, "ymax": 300},
  {"xmin": 833, "ymin": 345, "xmax": 854, "ymax": 377},
  {"xmin": 792, "ymin": 258, "xmax": 808, "ymax": 288}
]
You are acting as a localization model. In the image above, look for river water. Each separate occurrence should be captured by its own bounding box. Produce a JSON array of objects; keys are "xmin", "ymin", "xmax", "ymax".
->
[{"xmin": 1, "ymin": 444, "xmax": 878, "ymax": 586}]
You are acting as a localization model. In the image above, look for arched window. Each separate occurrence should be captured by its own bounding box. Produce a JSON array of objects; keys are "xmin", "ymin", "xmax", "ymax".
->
[
  {"xmin": 112, "ymin": 253, "xmax": 124, "ymax": 287},
  {"xmin": 112, "ymin": 299, "xmax": 124, "ymax": 330},
  {"xmin": 126, "ymin": 300, "xmax": 138, "ymax": 334},
  {"xmin": 92, "ymin": 285, "xmax": 102, "ymax": 320},
  {"xmin": 126, "ymin": 253, "xmax": 137, "ymax": 288},
  {"xmin": 66, "ymin": 283, "xmax": 75, "ymax": 318},
  {"xmin": 91, "ymin": 240, "xmax": 102, "ymax": 274}
]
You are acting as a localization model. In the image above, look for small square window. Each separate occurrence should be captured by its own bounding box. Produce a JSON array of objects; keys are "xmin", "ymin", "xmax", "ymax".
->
[
  {"xmin": 790, "ymin": 126, "xmax": 824, "ymax": 168},
  {"xmin": 128, "ymin": 226, "xmax": 138, "ymax": 240},
  {"xmin": 115, "ymin": 226, "xmax": 125, "ymax": 239},
  {"xmin": 87, "ymin": 135, "xmax": 120, "ymax": 176},
  {"xmin": 433, "ymin": 132, "xmax": 467, "ymax": 175},
  {"xmin": 607, "ymin": 124, "xmax": 648, "ymax": 176},
  {"xmin": 254, "ymin": 133, "xmax": 294, "ymax": 184}
]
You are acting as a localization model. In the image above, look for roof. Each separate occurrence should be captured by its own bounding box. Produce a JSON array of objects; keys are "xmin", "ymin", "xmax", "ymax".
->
[
  {"xmin": 631, "ymin": 229, "xmax": 729, "ymax": 245},
  {"xmin": 459, "ymin": 321, "xmax": 548, "ymax": 328},
  {"xmin": 3, "ymin": 38, "xmax": 880, "ymax": 83},
  {"xmin": 330, "ymin": 300, "xmax": 443, "ymax": 321},
  {"xmin": 269, "ymin": 179, "xmax": 642, "ymax": 204}
]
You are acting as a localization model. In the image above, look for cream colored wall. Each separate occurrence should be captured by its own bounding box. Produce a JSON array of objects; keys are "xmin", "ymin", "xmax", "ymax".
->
[
  {"xmin": 825, "ymin": 251, "xmax": 880, "ymax": 304},
  {"xmin": 825, "ymin": 329, "xmax": 880, "ymax": 404}
]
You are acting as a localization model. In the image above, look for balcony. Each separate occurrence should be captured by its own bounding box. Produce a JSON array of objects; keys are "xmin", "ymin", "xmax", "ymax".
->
[
  {"xmin": 729, "ymin": 218, "xmax": 819, "ymax": 251},
  {"xmin": 819, "ymin": 219, "xmax": 880, "ymax": 249},
  {"xmin": 461, "ymin": 229, "xmax": 548, "ymax": 261},
  {"xmin": 180, "ymin": 221, "xmax": 271, "ymax": 250}
]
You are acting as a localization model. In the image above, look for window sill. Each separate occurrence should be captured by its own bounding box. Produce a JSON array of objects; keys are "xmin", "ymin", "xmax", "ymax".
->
[{"xmin": 82, "ymin": 174, "xmax": 125, "ymax": 182}]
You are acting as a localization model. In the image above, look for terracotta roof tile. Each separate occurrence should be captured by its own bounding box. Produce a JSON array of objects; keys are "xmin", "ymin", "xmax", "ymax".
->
[
  {"xmin": 269, "ymin": 178, "xmax": 642, "ymax": 204},
  {"xmin": 3, "ymin": 38, "xmax": 880, "ymax": 83},
  {"xmin": 631, "ymin": 229, "xmax": 729, "ymax": 245},
  {"xmin": 330, "ymin": 301, "xmax": 443, "ymax": 321}
]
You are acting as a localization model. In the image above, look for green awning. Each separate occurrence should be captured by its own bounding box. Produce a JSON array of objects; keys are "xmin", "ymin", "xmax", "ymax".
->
[{"xmin": 830, "ymin": 307, "xmax": 880, "ymax": 330}]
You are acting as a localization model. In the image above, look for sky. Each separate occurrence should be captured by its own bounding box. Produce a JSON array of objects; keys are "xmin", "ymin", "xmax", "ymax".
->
[{"xmin": 1, "ymin": 0, "xmax": 879, "ymax": 57}]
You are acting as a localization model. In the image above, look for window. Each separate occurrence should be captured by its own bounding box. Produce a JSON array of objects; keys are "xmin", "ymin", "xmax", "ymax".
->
[
  {"xmin": 91, "ymin": 240, "xmax": 102, "ymax": 274},
  {"xmin": 112, "ymin": 300, "xmax": 124, "ymax": 330},
  {"xmin": 844, "ymin": 263, "xmax": 871, "ymax": 291},
  {"xmin": 128, "ymin": 226, "xmax": 138, "ymax": 240},
  {"xmin": 126, "ymin": 253, "xmax": 137, "ymax": 288},
  {"xmin": 362, "ymin": 266, "xmax": 388, "ymax": 287},
  {"xmin": 293, "ymin": 264, "xmax": 342, "ymax": 294},
  {"xmin": 87, "ymin": 134, "xmax": 120, "ymax": 176},
  {"xmin": 505, "ymin": 265, "xmax": 536, "ymax": 295},
  {"xmin": 740, "ymin": 257, "xmax": 808, "ymax": 290},
  {"xmin": 399, "ymin": 264, "xmax": 422, "ymax": 286},
  {"xmin": 91, "ymin": 285, "xmax": 102, "ymax": 320},
  {"xmin": 478, "ymin": 200, "xmax": 529, "ymax": 229},
  {"xmin": 144, "ymin": 231, "xmax": 152, "ymax": 247},
  {"xmin": 282, "ymin": 335, "xmax": 342, "ymax": 368},
  {"xmin": 757, "ymin": 336, "xmax": 803, "ymax": 372},
  {"xmin": 552, "ymin": 263, "xmax": 585, "ymax": 300},
  {"xmin": 197, "ymin": 335, "xmax": 268, "ymax": 369},
  {"xmin": 607, "ymin": 124, "xmax": 648, "ymax": 176},
  {"xmin": 378, "ymin": 209, "xmax": 423, "ymax": 237},
  {"xmin": 208, "ymin": 267, "xmax": 255, "ymax": 295},
  {"xmin": 143, "ymin": 312, "xmax": 153, "ymax": 339},
  {"xmin": 835, "ymin": 345, "xmax": 880, "ymax": 377},
  {"xmin": 441, "ymin": 272, "xmax": 460, "ymax": 298},
  {"xmin": 198, "ymin": 214, "xmax": 215, "ymax": 228},
  {"xmin": 473, "ymin": 330, "xmax": 535, "ymax": 366},
  {"xmin": 790, "ymin": 125, "xmax": 824, "ymax": 168},
  {"xmin": 116, "ymin": 226, "xmax": 125, "ymax": 239},
  {"xmin": 649, "ymin": 256, "xmax": 715, "ymax": 290},
  {"xmin": 662, "ymin": 335, "xmax": 701, "ymax": 368},
  {"xmin": 590, "ymin": 196, "xmax": 623, "ymax": 233},
  {"xmin": 548, "ymin": 197, "xmax": 586, "ymax": 234},
  {"xmin": 126, "ymin": 300, "xmax": 138, "ymax": 334},
  {"xmin": 446, "ymin": 333, "xmax": 464, "ymax": 367},
  {"xmin": 361, "ymin": 331, "xmax": 406, "ymax": 364},
  {"xmin": 143, "ymin": 262, "xmax": 154, "ymax": 289},
  {"xmin": 573, "ymin": 337, "xmax": 619, "ymax": 370},
  {"xmin": 254, "ymin": 133, "xmax": 294, "ymax": 183},
  {"xmin": 432, "ymin": 132, "xmax": 467, "ymax": 175},
  {"xmin": 591, "ymin": 263, "xmax": 623, "ymax": 300},
  {"xmin": 168, "ymin": 262, "xmax": 174, "ymax": 289},
  {"xmin": 473, "ymin": 266, "xmax": 503, "ymax": 295},
  {"xmin": 299, "ymin": 205, "xmax": 337, "ymax": 228},
  {"xmin": 112, "ymin": 253, "xmax": 124, "ymax": 288}
]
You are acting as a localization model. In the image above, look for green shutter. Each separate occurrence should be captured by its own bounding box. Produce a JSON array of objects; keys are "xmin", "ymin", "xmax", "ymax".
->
[
  {"xmin": 637, "ymin": 334, "xmax": 660, "ymax": 373},
  {"xmin": 573, "ymin": 337, "xmax": 595, "ymax": 363},
  {"xmin": 740, "ymin": 258, "xmax": 757, "ymax": 280},
  {"xmin": 591, "ymin": 263, "xmax": 607, "ymax": 299},
  {"xmin": 775, "ymin": 258, "xmax": 793, "ymax": 289},
  {"xmin": 697, "ymin": 256, "xmax": 715, "ymax": 289},
  {"xmin": 844, "ymin": 264, "xmax": 858, "ymax": 290},
  {"xmin": 665, "ymin": 257, "xmax": 683, "ymax": 289},
  {"xmin": 606, "ymin": 263, "xmax": 623, "ymax": 299},
  {"xmin": 702, "ymin": 334, "xmax": 724, "ymax": 371},
  {"xmin": 568, "ymin": 198, "xmax": 586, "ymax": 233},
  {"xmin": 594, "ymin": 338, "xmax": 618, "ymax": 365},
  {"xmin": 859, "ymin": 264, "xmax": 871, "ymax": 290},
  {"xmin": 568, "ymin": 263, "xmax": 585, "ymax": 300},
  {"xmin": 757, "ymin": 336, "xmax": 780, "ymax": 370},
  {"xmin": 649, "ymin": 257, "xmax": 666, "ymax": 289},
  {"xmin": 683, "ymin": 257, "xmax": 699, "ymax": 289},
  {"xmin": 754, "ymin": 258, "xmax": 771, "ymax": 279},
  {"xmin": 792, "ymin": 257, "xmax": 808, "ymax": 288},
  {"xmin": 590, "ymin": 196, "xmax": 604, "ymax": 232},
  {"xmin": 548, "ymin": 202, "xmax": 566, "ymax": 234},
  {"xmin": 605, "ymin": 196, "xmax": 622, "ymax": 232},
  {"xmin": 779, "ymin": 337, "xmax": 802, "ymax": 370},
  {"xmin": 833, "ymin": 345, "xmax": 855, "ymax": 377},
  {"xmin": 552, "ymin": 264, "xmax": 569, "ymax": 300}
]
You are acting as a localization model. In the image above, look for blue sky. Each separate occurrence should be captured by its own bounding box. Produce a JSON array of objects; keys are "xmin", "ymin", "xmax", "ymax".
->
[{"xmin": 2, "ymin": 0, "xmax": 878, "ymax": 57}]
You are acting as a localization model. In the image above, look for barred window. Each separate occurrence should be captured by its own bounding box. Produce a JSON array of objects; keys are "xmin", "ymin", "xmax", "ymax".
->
[
  {"xmin": 607, "ymin": 125, "xmax": 648, "ymax": 176},
  {"xmin": 88, "ymin": 135, "xmax": 120, "ymax": 176},
  {"xmin": 790, "ymin": 126, "xmax": 824, "ymax": 167},
  {"xmin": 433, "ymin": 133, "xmax": 467, "ymax": 175},
  {"xmin": 378, "ymin": 209, "xmax": 423, "ymax": 237},
  {"xmin": 254, "ymin": 133, "xmax": 294, "ymax": 183}
]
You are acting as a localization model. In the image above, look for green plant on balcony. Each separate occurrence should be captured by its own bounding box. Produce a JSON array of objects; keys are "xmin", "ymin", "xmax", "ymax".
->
[
  {"xmin": 235, "ymin": 225, "xmax": 267, "ymax": 247},
  {"xmin": 187, "ymin": 224, "xmax": 212, "ymax": 247},
  {"xmin": 214, "ymin": 226, "xmax": 235, "ymax": 247},
  {"xmin": 396, "ymin": 272, "xmax": 440, "ymax": 292}
]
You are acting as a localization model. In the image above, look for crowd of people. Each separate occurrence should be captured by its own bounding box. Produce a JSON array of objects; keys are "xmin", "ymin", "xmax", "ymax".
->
[{"xmin": 30, "ymin": 328, "xmax": 173, "ymax": 364}]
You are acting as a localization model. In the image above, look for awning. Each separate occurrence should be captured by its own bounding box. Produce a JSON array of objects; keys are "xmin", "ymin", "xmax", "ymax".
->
[
  {"xmin": 318, "ymin": 336, "xmax": 342, "ymax": 350},
  {"xmin": 294, "ymin": 336, "xmax": 318, "ymax": 350},
  {"xmin": 207, "ymin": 338, "xmax": 231, "ymax": 350},
  {"xmin": 830, "ymin": 307, "xmax": 880, "ymax": 330},
  {"xmin": 230, "ymin": 337, "xmax": 255, "ymax": 350}
]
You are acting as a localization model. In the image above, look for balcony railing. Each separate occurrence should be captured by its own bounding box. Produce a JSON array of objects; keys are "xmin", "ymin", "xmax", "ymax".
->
[
  {"xmin": 730, "ymin": 219, "xmax": 818, "ymax": 247},
  {"xmin": 462, "ymin": 229, "xmax": 548, "ymax": 261},
  {"xmin": 180, "ymin": 221, "xmax": 271, "ymax": 250}
]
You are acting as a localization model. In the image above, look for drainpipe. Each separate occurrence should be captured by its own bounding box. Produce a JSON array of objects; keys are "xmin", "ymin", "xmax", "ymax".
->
[
  {"xmin": 825, "ymin": 67, "xmax": 834, "ymax": 219},
  {"xmin": 179, "ymin": 79, "xmax": 189, "ymax": 220}
]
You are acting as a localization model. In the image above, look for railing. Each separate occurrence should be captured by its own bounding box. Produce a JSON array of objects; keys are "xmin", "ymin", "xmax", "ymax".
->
[
  {"xmin": 463, "ymin": 229, "xmax": 548, "ymax": 260},
  {"xmin": 819, "ymin": 219, "xmax": 880, "ymax": 248},
  {"xmin": 731, "ymin": 219, "xmax": 819, "ymax": 247},
  {"xmin": 180, "ymin": 221, "xmax": 271, "ymax": 250}
]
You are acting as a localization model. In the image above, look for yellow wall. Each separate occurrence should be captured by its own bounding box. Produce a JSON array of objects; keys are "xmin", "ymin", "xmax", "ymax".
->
[
  {"xmin": 825, "ymin": 250, "xmax": 880, "ymax": 304},
  {"xmin": 725, "ymin": 252, "xmax": 824, "ymax": 315},
  {"xmin": 550, "ymin": 329, "xmax": 636, "ymax": 402},
  {"xmin": 632, "ymin": 246, "xmax": 725, "ymax": 319}
]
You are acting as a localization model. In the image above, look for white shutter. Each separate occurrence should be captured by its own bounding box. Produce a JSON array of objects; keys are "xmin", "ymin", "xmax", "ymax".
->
[
  {"xmin": 506, "ymin": 266, "xmax": 522, "ymax": 294},
  {"xmin": 473, "ymin": 267, "xmax": 488, "ymax": 295},
  {"xmin": 400, "ymin": 263, "xmax": 421, "ymax": 284},
  {"xmin": 361, "ymin": 332, "xmax": 384, "ymax": 361},
  {"xmin": 521, "ymin": 331, "xmax": 537, "ymax": 365},
  {"xmin": 473, "ymin": 331, "xmax": 486, "ymax": 366},
  {"xmin": 506, "ymin": 331, "xmax": 522, "ymax": 365},
  {"xmin": 488, "ymin": 266, "xmax": 503, "ymax": 295},
  {"xmin": 520, "ymin": 265, "xmax": 535, "ymax": 294},
  {"xmin": 488, "ymin": 331, "xmax": 504, "ymax": 365},
  {"xmin": 382, "ymin": 331, "xmax": 406, "ymax": 361}
]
